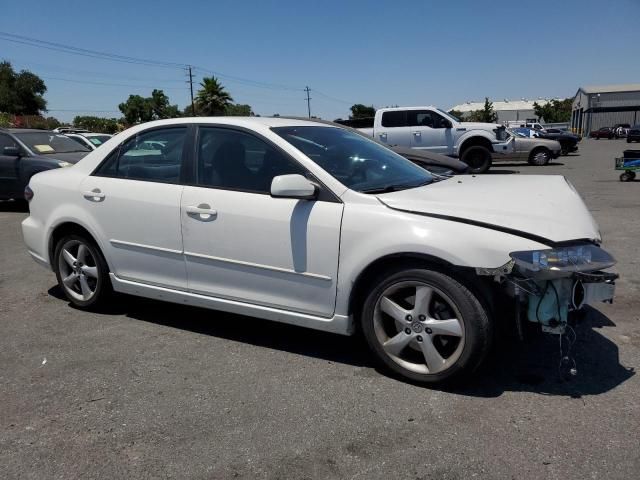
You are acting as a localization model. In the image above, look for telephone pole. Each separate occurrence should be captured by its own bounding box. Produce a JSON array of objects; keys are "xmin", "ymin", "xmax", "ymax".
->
[
  {"xmin": 304, "ymin": 86, "xmax": 312, "ymax": 118},
  {"xmin": 187, "ymin": 65, "xmax": 196, "ymax": 115}
]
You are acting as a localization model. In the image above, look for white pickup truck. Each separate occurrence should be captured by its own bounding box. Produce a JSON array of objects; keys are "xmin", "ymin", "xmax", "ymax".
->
[{"xmin": 339, "ymin": 106, "xmax": 511, "ymax": 173}]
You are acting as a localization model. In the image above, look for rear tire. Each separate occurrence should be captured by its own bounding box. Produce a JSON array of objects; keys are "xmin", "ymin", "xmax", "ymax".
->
[
  {"xmin": 54, "ymin": 234, "xmax": 111, "ymax": 309},
  {"xmin": 360, "ymin": 267, "xmax": 492, "ymax": 384},
  {"xmin": 460, "ymin": 145, "xmax": 492, "ymax": 174},
  {"xmin": 528, "ymin": 148, "xmax": 551, "ymax": 166}
]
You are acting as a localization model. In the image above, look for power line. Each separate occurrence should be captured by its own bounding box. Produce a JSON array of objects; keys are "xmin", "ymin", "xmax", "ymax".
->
[
  {"xmin": 193, "ymin": 66, "xmax": 302, "ymax": 92},
  {"xmin": 41, "ymin": 75, "xmax": 186, "ymax": 90},
  {"xmin": 312, "ymin": 89, "xmax": 357, "ymax": 105}
]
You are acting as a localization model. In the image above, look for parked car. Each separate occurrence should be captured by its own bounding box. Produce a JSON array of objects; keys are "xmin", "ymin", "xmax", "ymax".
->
[
  {"xmin": 590, "ymin": 127, "xmax": 615, "ymax": 139},
  {"xmin": 533, "ymin": 128, "xmax": 580, "ymax": 155},
  {"xmin": 342, "ymin": 106, "xmax": 511, "ymax": 174},
  {"xmin": 627, "ymin": 125, "xmax": 640, "ymax": 143},
  {"xmin": 503, "ymin": 129, "xmax": 561, "ymax": 165},
  {"xmin": 506, "ymin": 121, "xmax": 545, "ymax": 131},
  {"xmin": 65, "ymin": 132, "xmax": 113, "ymax": 150},
  {"xmin": 0, "ymin": 128, "xmax": 91, "ymax": 200},
  {"xmin": 22, "ymin": 117, "xmax": 617, "ymax": 384}
]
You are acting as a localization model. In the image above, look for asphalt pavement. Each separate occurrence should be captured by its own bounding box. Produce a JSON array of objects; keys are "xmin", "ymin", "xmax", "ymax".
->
[{"xmin": 1, "ymin": 138, "xmax": 638, "ymax": 479}]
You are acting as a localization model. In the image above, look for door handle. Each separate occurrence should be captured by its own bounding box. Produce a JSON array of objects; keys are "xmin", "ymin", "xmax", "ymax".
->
[
  {"xmin": 379, "ymin": 132, "xmax": 387, "ymax": 138},
  {"xmin": 186, "ymin": 204, "xmax": 217, "ymax": 221},
  {"xmin": 82, "ymin": 189, "xmax": 105, "ymax": 201},
  {"xmin": 413, "ymin": 131, "xmax": 422, "ymax": 136}
]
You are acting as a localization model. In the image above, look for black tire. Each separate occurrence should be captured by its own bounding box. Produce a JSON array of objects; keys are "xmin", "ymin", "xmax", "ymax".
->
[
  {"xmin": 54, "ymin": 233, "xmax": 112, "ymax": 309},
  {"xmin": 460, "ymin": 145, "xmax": 492, "ymax": 174},
  {"xmin": 628, "ymin": 138, "xmax": 632, "ymax": 143},
  {"xmin": 528, "ymin": 147, "xmax": 551, "ymax": 166},
  {"xmin": 360, "ymin": 267, "xmax": 492, "ymax": 384},
  {"xmin": 561, "ymin": 147, "xmax": 569, "ymax": 156}
]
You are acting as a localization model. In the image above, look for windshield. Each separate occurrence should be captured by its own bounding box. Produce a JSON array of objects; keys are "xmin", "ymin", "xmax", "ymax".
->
[
  {"xmin": 86, "ymin": 135, "xmax": 112, "ymax": 146},
  {"xmin": 437, "ymin": 108, "xmax": 460, "ymax": 122},
  {"xmin": 272, "ymin": 126, "xmax": 432, "ymax": 193},
  {"xmin": 15, "ymin": 132, "xmax": 91, "ymax": 154}
]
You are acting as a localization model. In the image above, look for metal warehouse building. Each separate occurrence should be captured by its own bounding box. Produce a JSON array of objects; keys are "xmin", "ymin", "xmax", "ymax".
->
[
  {"xmin": 571, "ymin": 84, "xmax": 640, "ymax": 135},
  {"xmin": 449, "ymin": 99, "xmax": 559, "ymax": 124}
]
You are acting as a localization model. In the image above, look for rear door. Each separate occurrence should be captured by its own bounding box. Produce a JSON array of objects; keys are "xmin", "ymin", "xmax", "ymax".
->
[
  {"xmin": 180, "ymin": 126, "xmax": 344, "ymax": 317},
  {"xmin": 375, "ymin": 110, "xmax": 412, "ymax": 147},
  {"xmin": 80, "ymin": 125, "xmax": 190, "ymax": 289}
]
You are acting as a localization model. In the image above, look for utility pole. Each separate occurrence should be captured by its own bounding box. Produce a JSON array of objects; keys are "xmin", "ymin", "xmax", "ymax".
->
[
  {"xmin": 304, "ymin": 86, "xmax": 312, "ymax": 118},
  {"xmin": 187, "ymin": 65, "xmax": 196, "ymax": 116}
]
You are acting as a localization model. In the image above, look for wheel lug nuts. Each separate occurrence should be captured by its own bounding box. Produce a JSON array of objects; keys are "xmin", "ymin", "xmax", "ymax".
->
[
  {"xmin": 417, "ymin": 336, "xmax": 423, "ymax": 342},
  {"xmin": 406, "ymin": 315, "xmax": 413, "ymax": 321},
  {"xmin": 418, "ymin": 315, "xmax": 426, "ymax": 321},
  {"xmin": 425, "ymin": 328, "xmax": 433, "ymax": 335},
  {"xmin": 404, "ymin": 328, "xmax": 411, "ymax": 335}
]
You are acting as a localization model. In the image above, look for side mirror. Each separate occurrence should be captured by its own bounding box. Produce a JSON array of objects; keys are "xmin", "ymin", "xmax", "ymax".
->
[
  {"xmin": 3, "ymin": 146, "xmax": 21, "ymax": 157},
  {"xmin": 271, "ymin": 174, "xmax": 318, "ymax": 200},
  {"xmin": 442, "ymin": 119, "xmax": 453, "ymax": 129}
]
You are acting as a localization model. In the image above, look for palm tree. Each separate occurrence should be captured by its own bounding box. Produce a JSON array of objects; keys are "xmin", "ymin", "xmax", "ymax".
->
[{"xmin": 195, "ymin": 76, "xmax": 233, "ymax": 116}]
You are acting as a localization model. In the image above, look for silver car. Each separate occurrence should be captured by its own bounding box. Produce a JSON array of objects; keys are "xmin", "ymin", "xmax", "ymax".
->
[{"xmin": 494, "ymin": 129, "xmax": 561, "ymax": 166}]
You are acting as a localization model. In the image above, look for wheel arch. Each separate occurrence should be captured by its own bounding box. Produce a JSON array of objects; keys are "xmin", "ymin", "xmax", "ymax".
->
[
  {"xmin": 458, "ymin": 134, "xmax": 494, "ymax": 156},
  {"xmin": 347, "ymin": 252, "xmax": 495, "ymax": 325},
  {"xmin": 48, "ymin": 221, "xmax": 111, "ymax": 272}
]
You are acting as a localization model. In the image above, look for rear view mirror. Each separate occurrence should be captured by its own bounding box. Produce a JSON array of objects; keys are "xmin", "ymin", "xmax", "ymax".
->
[
  {"xmin": 3, "ymin": 146, "xmax": 21, "ymax": 157},
  {"xmin": 271, "ymin": 174, "xmax": 317, "ymax": 200}
]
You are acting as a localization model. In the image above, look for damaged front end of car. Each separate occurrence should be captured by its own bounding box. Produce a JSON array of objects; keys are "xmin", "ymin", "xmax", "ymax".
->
[{"xmin": 478, "ymin": 243, "xmax": 617, "ymax": 336}]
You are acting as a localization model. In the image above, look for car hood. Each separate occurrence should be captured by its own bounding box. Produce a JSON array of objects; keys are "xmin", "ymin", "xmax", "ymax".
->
[
  {"xmin": 376, "ymin": 175, "xmax": 600, "ymax": 244},
  {"xmin": 30, "ymin": 151, "xmax": 89, "ymax": 163}
]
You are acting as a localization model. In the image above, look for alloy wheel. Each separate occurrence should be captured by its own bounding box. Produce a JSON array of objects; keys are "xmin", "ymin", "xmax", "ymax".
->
[
  {"xmin": 373, "ymin": 281, "xmax": 465, "ymax": 375},
  {"xmin": 57, "ymin": 240, "xmax": 99, "ymax": 302}
]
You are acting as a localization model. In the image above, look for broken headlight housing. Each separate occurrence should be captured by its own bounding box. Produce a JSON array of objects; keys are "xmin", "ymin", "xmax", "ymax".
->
[{"xmin": 509, "ymin": 244, "xmax": 616, "ymax": 277}]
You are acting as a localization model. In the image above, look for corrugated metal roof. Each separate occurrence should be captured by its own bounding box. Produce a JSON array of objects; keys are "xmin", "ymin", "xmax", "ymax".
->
[
  {"xmin": 580, "ymin": 84, "xmax": 640, "ymax": 94},
  {"xmin": 449, "ymin": 99, "xmax": 557, "ymax": 113}
]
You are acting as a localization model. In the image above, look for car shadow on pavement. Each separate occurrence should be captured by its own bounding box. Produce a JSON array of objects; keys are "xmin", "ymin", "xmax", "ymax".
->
[{"xmin": 48, "ymin": 287, "xmax": 634, "ymax": 397}]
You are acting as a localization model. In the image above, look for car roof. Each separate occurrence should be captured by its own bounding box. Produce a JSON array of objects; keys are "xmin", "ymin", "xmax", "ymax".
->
[
  {"xmin": 129, "ymin": 116, "xmax": 335, "ymax": 130},
  {"xmin": 3, "ymin": 128, "xmax": 53, "ymax": 134}
]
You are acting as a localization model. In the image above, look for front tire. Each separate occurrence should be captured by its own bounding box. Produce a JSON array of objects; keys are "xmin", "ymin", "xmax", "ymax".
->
[
  {"xmin": 460, "ymin": 145, "xmax": 492, "ymax": 174},
  {"xmin": 360, "ymin": 268, "xmax": 492, "ymax": 384},
  {"xmin": 54, "ymin": 234, "xmax": 111, "ymax": 309},
  {"xmin": 528, "ymin": 148, "xmax": 551, "ymax": 166}
]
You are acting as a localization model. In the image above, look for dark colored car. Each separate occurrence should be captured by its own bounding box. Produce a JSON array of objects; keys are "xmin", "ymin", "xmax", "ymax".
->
[
  {"xmin": 0, "ymin": 128, "xmax": 90, "ymax": 200},
  {"xmin": 590, "ymin": 127, "xmax": 615, "ymax": 139},
  {"xmin": 537, "ymin": 129, "xmax": 581, "ymax": 155},
  {"xmin": 627, "ymin": 125, "xmax": 640, "ymax": 143}
]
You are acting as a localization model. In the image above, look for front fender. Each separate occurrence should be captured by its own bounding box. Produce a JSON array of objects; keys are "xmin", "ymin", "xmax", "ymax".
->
[{"xmin": 334, "ymin": 201, "xmax": 548, "ymax": 316}]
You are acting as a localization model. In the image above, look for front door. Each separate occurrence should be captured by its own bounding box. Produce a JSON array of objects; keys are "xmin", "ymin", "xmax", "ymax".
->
[
  {"xmin": 181, "ymin": 126, "xmax": 343, "ymax": 317},
  {"xmin": 80, "ymin": 126, "xmax": 189, "ymax": 289},
  {"xmin": 408, "ymin": 110, "xmax": 451, "ymax": 153}
]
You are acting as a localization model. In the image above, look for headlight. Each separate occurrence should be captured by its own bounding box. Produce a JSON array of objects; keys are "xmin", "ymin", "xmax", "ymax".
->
[
  {"xmin": 57, "ymin": 161, "xmax": 73, "ymax": 168},
  {"xmin": 510, "ymin": 244, "xmax": 615, "ymax": 276}
]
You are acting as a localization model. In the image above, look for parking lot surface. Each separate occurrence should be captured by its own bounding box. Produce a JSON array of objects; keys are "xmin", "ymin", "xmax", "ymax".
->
[{"xmin": 1, "ymin": 139, "xmax": 639, "ymax": 479}]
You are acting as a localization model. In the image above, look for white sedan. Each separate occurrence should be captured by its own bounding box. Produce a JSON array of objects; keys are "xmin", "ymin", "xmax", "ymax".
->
[{"xmin": 22, "ymin": 117, "xmax": 617, "ymax": 384}]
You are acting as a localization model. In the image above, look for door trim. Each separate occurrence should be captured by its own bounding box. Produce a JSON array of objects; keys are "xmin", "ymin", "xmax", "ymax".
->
[
  {"xmin": 183, "ymin": 250, "xmax": 332, "ymax": 281},
  {"xmin": 110, "ymin": 238, "xmax": 183, "ymax": 255}
]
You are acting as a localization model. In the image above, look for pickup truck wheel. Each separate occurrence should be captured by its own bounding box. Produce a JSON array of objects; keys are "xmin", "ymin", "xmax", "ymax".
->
[
  {"xmin": 461, "ymin": 146, "xmax": 492, "ymax": 174},
  {"xmin": 360, "ymin": 268, "xmax": 491, "ymax": 384},
  {"xmin": 54, "ymin": 234, "xmax": 111, "ymax": 309},
  {"xmin": 528, "ymin": 148, "xmax": 550, "ymax": 166}
]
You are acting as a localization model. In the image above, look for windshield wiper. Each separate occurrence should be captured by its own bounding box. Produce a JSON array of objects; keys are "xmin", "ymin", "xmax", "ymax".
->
[{"xmin": 361, "ymin": 179, "xmax": 431, "ymax": 194}]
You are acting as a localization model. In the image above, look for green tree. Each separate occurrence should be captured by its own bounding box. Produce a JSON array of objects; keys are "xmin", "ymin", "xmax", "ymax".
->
[
  {"xmin": 73, "ymin": 116, "xmax": 121, "ymax": 133},
  {"xmin": 149, "ymin": 89, "xmax": 181, "ymax": 119},
  {"xmin": 195, "ymin": 76, "xmax": 233, "ymax": 116},
  {"xmin": 118, "ymin": 94, "xmax": 154, "ymax": 124},
  {"xmin": 0, "ymin": 61, "xmax": 47, "ymax": 115},
  {"xmin": 447, "ymin": 109, "xmax": 465, "ymax": 121},
  {"xmin": 467, "ymin": 98, "xmax": 497, "ymax": 123},
  {"xmin": 225, "ymin": 103, "xmax": 254, "ymax": 116},
  {"xmin": 533, "ymin": 98, "xmax": 572, "ymax": 123},
  {"xmin": 349, "ymin": 104, "xmax": 375, "ymax": 119}
]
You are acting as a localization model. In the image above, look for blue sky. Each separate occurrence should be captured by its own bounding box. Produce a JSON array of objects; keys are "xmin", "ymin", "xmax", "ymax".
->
[{"xmin": 2, "ymin": 0, "xmax": 639, "ymax": 122}]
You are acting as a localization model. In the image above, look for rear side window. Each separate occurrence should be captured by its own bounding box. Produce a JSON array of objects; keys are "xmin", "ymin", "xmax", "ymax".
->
[
  {"xmin": 0, "ymin": 133, "xmax": 18, "ymax": 150},
  {"xmin": 381, "ymin": 111, "xmax": 407, "ymax": 128},
  {"xmin": 94, "ymin": 127, "xmax": 187, "ymax": 183},
  {"xmin": 196, "ymin": 127, "xmax": 305, "ymax": 193}
]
